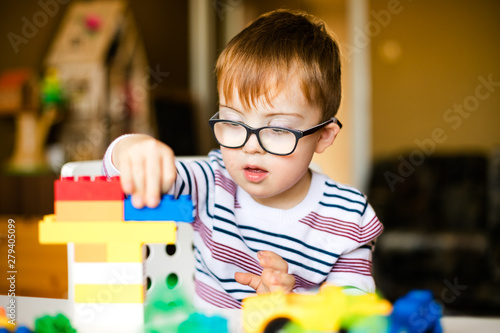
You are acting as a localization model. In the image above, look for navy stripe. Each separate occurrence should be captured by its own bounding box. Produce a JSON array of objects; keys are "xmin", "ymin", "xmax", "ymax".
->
[
  {"xmin": 194, "ymin": 247, "xmax": 238, "ymax": 283},
  {"xmin": 323, "ymin": 193, "xmax": 365, "ymax": 206},
  {"xmin": 213, "ymin": 211, "xmax": 339, "ymax": 258},
  {"xmin": 325, "ymin": 182, "xmax": 364, "ymax": 198},
  {"xmin": 319, "ymin": 202, "xmax": 363, "ymax": 215},
  {"xmin": 179, "ymin": 161, "xmax": 191, "ymax": 195},
  {"xmin": 196, "ymin": 160, "xmax": 213, "ymax": 218},
  {"xmin": 177, "ymin": 170, "xmax": 186, "ymax": 196},
  {"xmin": 215, "ymin": 203, "xmax": 235, "ymax": 216},
  {"xmin": 361, "ymin": 199, "xmax": 368, "ymax": 216},
  {"xmin": 243, "ymin": 236, "xmax": 331, "ymax": 267},
  {"xmin": 211, "ymin": 151, "xmax": 226, "ymax": 170},
  {"xmin": 213, "ymin": 226, "xmax": 330, "ymax": 276},
  {"xmin": 225, "ymin": 288, "xmax": 256, "ymax": 294}
]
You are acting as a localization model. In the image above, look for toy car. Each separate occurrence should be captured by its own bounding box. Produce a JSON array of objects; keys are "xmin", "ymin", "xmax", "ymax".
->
[{"xmin": 242, "ymin": 284, "xmax": 392, "ymax": 333}]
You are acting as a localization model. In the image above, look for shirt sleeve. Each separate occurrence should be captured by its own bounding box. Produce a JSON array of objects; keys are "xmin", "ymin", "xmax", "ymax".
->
[
  {"xmin": 324, "ymin": 203, "xmax": 383, "ymax": 294},
  {"xmin": 102, "ymin": 134, "xmax": 135, "ymax": 177}
]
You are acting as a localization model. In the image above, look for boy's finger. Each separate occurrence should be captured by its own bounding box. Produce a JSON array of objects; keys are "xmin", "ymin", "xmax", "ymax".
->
[
  {"xmin": 119, "ymin": 156, "xmax": 133, "ymax": 195},
  {"xmin": 235, "ymin": 272, "xmax": 262, "ymax": 291},
  {"xmin": 258, "ymin": 251, "xmax": 289, "ymax": 272},
  {"xmin": 262, "ymin": 269, "xmax": 295, "ymax": 293},
  {"xmin": 145, "ymin": 154, "xmax": 161, "ymax": 208},
  {"xmin": 160, "ymin": 152, "xmax": 176, "ymax": 194},
  {"xmin": 130, "ymin": 157, "xmax": 146, "ymax": 208}
]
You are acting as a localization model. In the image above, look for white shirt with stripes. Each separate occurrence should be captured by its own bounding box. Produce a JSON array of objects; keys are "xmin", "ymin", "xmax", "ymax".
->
[{"xmin": 103, "ymin": 144, "xmax": 383, "ymax": 309}]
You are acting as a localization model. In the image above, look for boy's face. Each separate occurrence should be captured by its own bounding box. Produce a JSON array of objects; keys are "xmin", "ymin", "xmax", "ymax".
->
[{"xmin": 218, "ymin": 80, "xmax": 338, "ymax": 209}]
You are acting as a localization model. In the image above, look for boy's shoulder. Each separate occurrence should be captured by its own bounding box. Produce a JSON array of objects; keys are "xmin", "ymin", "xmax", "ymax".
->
[
  {"xmin": 313, "ymin": 171, "xmax": 369, "ymax": 218},
  {"xmin": 315, "ymin": 171, "xmax": 366, "ymax": 200}
]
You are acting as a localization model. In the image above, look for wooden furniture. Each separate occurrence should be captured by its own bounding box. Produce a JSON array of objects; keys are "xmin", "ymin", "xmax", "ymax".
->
[{"xmin": 0, "ymin": 215, "xmax": 67, "ymax": 299}]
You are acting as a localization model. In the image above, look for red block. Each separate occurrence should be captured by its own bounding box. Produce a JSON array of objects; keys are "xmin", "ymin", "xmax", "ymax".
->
[{"xmin": 55, "ymin": 176, "xmax": 124, "ymax": 201}]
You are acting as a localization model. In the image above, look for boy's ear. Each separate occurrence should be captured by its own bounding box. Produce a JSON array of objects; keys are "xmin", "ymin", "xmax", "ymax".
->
[{"xmin": 314, "ymin": 123, "xmax": 341, "ymax": 154}]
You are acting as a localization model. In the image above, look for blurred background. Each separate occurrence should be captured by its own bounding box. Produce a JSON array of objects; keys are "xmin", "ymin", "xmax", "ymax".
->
[{"xmin": 0, "ymin": 0, "xmax": 498, "ymax": 317}]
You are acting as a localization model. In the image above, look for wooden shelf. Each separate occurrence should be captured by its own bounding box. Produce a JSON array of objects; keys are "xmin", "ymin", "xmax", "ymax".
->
[{"xmin": 0, "ymin": 215, "xmax": 68, "ymax": 299}]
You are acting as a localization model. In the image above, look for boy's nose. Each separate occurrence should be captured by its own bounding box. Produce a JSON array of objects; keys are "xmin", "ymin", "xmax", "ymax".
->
[{"xmin": 242, "ymin": 133, "xmax": 265, "ymax": 154}]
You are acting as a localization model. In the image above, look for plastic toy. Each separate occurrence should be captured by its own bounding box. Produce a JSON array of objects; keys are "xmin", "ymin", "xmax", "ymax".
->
[
  {"xmin": 0, "ymin": 306, "xmax": 15, "ymax": 331},
  {"xmin": 38, "ymin": 175, "xmax": 194, "ymax": 333},
  {"xmin": 178, "ymin": 313, "xmax": 229, "ymax": 333},
  {"xmin": 54, "ymin": 176, "xmax": 123, "ymax": 201},
  {"xmin": 389, "ymin": 290, "xmax": 442, "ymax": 333},
  {"xmin": 144, "ymin": 284, "xmax": 228, "ymax": 333},
  {"xmin": 0, "ymin": 306, "xmax": 32, "ymax": 333},
  {"xmin": 34, "ymin": 313, "xmax": 76, "ymax": 333},
  {"xmin": 125, "ymin": 194, "xmax": 194, "ymax": 222},
  {"xmin": 242, "ymin": 284, "xmax": 392, "ymax": 333}
]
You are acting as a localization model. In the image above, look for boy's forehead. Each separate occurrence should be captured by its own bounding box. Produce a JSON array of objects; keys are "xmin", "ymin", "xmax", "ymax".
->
[{"xmin": 219, "ymin": 80, "xmax": 319, "ymax": 117}]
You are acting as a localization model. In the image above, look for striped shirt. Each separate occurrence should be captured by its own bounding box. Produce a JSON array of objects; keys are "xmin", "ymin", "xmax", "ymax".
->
[{"xmin": 104, "ymin": 145, "xmax": 383, "ymax": 309}]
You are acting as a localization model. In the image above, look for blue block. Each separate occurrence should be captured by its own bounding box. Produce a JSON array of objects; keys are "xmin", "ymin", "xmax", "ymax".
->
[
  {"xmin": 124, "ymin": 194, "xmax": 194, "ymax": 222},
  {"xmin": 389, "ymin": 290, "xmax": 442, "ymax": 333}
]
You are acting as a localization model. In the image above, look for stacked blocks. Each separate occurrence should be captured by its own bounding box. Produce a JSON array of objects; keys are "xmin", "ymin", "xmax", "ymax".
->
[{"xmin": 39, "ymin": 176, "xmax": 194, "ymax": 333}]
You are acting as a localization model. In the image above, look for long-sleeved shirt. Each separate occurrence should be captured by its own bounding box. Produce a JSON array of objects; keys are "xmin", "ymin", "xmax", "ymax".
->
[{"xmin": 103, "ymin": 141, "xmax": 383, "ymax": 309}]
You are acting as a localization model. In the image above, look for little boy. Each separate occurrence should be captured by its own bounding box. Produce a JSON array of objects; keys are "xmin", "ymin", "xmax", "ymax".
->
[{"xmin": 103, "ymin": 9, "xmax": 383, "ymax": 309}]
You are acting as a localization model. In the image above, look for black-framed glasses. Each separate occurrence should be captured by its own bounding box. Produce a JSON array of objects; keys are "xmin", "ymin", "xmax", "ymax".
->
[{"xmin": 208, "ymin": 112, "xmax": 342, "ymax": 156}]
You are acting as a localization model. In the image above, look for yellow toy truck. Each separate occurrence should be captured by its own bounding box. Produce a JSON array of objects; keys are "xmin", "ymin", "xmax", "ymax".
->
[{"xmin": 242, "ymin": 284, "xmax": 392, "ymax": 333}]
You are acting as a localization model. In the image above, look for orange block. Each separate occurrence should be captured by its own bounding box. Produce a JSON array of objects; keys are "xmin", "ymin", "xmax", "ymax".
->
[
  {"xmin": 74, "ymin": 243, "xmax": 107, "ymax": 262},
  {"xmin": 55, "ymin": 201, "xmax": 123, "ymax": 221}
]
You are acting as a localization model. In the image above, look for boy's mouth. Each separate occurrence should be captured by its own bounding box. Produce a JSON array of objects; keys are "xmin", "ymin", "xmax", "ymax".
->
[{"xmin": 243, "ymin": 165, "xmax": 269, "ymax": 183}]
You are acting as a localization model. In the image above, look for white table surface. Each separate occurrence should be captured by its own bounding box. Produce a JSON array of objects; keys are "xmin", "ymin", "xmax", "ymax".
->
[{"xmin": 1, "ymin": 295, "xmax": 499, "ymax": 332}]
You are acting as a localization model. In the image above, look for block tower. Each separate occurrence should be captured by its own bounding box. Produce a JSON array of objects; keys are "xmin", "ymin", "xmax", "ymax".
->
[{"xmin": 39, "ymin": 176, "xmax": 193, "ymax": 333}]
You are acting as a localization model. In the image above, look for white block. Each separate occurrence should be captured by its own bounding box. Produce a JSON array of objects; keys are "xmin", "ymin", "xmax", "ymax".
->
[
  {"xmin": 73, "ymin": 303, "xmax": 144, "ymax": 333},
  {"xmin": 73, "ymin": 262, "xmax": 144, "ymax": 284}
]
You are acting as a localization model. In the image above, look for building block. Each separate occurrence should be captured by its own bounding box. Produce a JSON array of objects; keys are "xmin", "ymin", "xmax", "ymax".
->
[
  {"xmin": 74, "ymin": 284, "xmax": 143, "ymax": 303},
  {"xmin": 389, "ymin": 290, "xmax": 442, "ymax": 333},
  {"xmin": 55, "ymin": 201, "xmax": 123, "ymax": 221},
  {"xmin": 55, "ymin": 176, "xmax": 123, "ymax": 201},
  {"xmin": 72, "ymin": 263, "xmax": 144, "ymax": 284},
  {"xmin": 73, "ymin": 303, "xmax": 144, "ymax": 333},
  {"xmin": 74, "ymin": 244, "xmax": 107, "ymax": 262},
  {"xmin": 39, "ymin": 215, "xmax": 176, "ymax": 244},
  {"xmin": 124, "ymin": 194, "xmax": 194, "ymax": 222}
]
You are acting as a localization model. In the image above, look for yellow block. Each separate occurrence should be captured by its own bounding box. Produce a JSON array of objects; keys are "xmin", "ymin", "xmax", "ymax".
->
[
  {"xmin": 39, "ymin": 215, "xmax": 176, "ymax": 244},
  {"xmin": 74, "ymin": 284, "xmax": 143, "ymax": 303},
  {"xmin": 55, "ymin": 201, "xmax": 123, "ymax": 221},
  {"xmin": 107, "ymin": 242, "xmax": 143, "ymax": 262}
]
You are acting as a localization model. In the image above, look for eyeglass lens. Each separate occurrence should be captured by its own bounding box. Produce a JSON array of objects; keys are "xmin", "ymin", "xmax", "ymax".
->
[{"xmin": 213, "ymin": 122, "xmax": 297, "ymax": 155}]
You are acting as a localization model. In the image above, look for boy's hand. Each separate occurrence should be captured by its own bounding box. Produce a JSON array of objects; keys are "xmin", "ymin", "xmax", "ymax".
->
[
  {"xmin": 113, "ymin": 134, "xmax": 176, "ymax": 209},
  {"xmin": 234, "ymin": 251, "xmax": 295, "ymax": 294}
]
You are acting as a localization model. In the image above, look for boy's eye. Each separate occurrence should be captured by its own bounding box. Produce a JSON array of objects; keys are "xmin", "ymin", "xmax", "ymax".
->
[{"xmin": 270, "ymin": 128, "xmax": 291, "ymax": 134}]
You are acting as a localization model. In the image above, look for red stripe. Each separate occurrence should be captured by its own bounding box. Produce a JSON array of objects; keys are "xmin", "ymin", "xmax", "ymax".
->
[
  {"xmin": 195, "ymin": 280, "xmax": 241, "ymax": 309},
  {"xmin": 215, "ymin": 170, "xmax": 237, "ymax": 196},
  {"xmin": 293, "ymin": 274, "xmax": 317, "ymax": 289},
  {"xmin": 212, "ymin": 243, "xmax": 262, "ymax": 274},
  {"xmin": 330, "ymin": 268, "xmax": 372, "ymax": 276},
  {"xmin": 331, "ymin": 258, "xmax": 373, "ymax": 276},
  {"xmin": 299, "ymin": 212, "xmax": 383, "ymax": 244},
  {"xmin": 193, "ymin": 218, "xmax": 214, "ymax": 251}
]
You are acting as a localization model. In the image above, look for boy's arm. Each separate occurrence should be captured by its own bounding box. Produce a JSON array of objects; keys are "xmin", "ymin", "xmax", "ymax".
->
[
  {"xmin": 102, "ymin": 134, "xmax": 177, "ymax": 208},
  {"xmin": 102, "ymin": 134, "xmax": 133, "ymax": 177},
  {"xmin": 325, "ymin": 203, "xmax": 383, "ymax": 295},
  {"xmin": 324, "ymin": 245, "xmax": 376, "ymax": 295}
]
